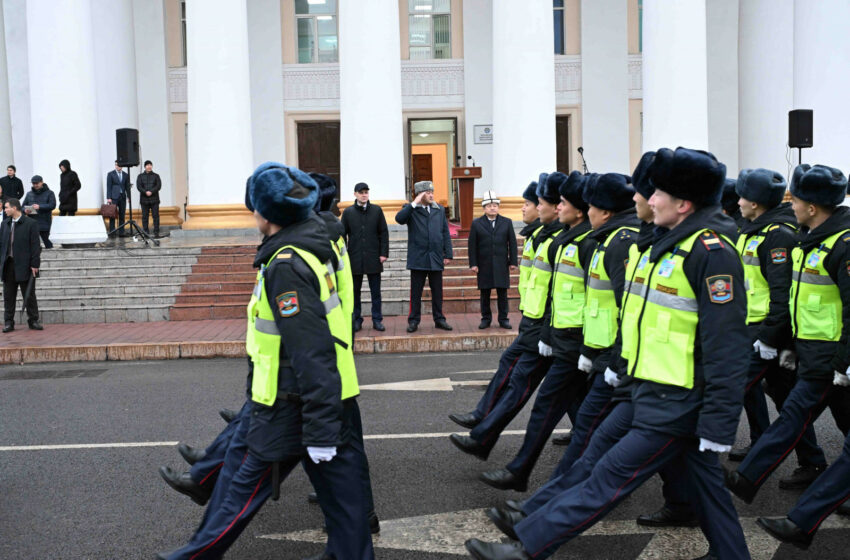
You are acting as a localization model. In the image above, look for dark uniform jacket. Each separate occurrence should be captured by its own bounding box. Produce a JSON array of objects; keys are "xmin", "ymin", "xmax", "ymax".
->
[
  {"xmin": 0, "ymin": 214, "xmax": 41, "ymax": 282},
  {"xmin": 58, "ymin": 161, "xmax": 81, "ymax": 213},
  {"xmin": 792, "ymin": 205, "xmax": 850, "ymax": 381},
  {"xmin": 631, "ymin": 207, "xmax": 749, "ymax": 445},
  {"xmin": 106, "ymin": 170, "xmax": 129, "ymax": 201},
  {"xmin": 341, "ymin": 201, "xmax": 389, "ymax": 275},
  {"xmin": 515, "ymin": 219, "xmax": 564, "ymax": 353},
  {"xmin": 137, "ymin": 171, "xmax": 162, "ymax": 205},
  {"xmin": 0, "ymin": 175, "xmax": 24, "ymax": 200},
  {"xmin": 468, "ymin": 214, "xmax": 517, "ymax": 290},
  {"xmin": 396, "ymin": 201, "xmax": 453, "ymax": 271},
  {"xmin": 738, "ymin": 202, "xmax": 797, "ymax": 349},
  {"xmin": 519, "ymin": 218, "xmax": 542, "ymax": 241},
  {"xmin": 22, "ymin": 185, "xmax": 56, "ymax": 232},
  {"xmin": 246, "ymin": 216, "xmax": 347, "ymax": 462}
]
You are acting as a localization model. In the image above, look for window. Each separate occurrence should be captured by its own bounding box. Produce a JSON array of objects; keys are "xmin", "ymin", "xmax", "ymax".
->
[
  {"xmin": 295, "ymin": 0, "xmax": 338, "ymax": 63},
  {"xmin": 408, "ymin": 0, "xmax": 451, "ymax": 60},
  {"xmin": 181, "ymin": 0, "xmax": 187, "ymax": 66},
  {"xmin": 553, "ymin": 0, "xmax": 565, "ymax": 55},
  {"xmin": 638, "ymin": 0, "xmax": 643, "ymax": 52}
]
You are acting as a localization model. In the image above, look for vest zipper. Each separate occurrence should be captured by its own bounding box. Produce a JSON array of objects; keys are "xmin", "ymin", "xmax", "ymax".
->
[
  {"xmin": 627, "ymin": 256, "xmax": 660, "ymax": 378},
  {"xmin": 790, "ymin": 248, "xmax": 808, "ymax": 340}
]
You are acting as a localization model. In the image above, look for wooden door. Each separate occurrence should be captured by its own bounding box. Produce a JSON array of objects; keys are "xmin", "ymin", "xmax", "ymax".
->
[
  {"xmin": 412, "ymin": 154, "xmax": 433, "ymax": 188},
  {"xmin": 556, "ymin": 115, "xmax": 570, "ymax": 173},
  {"xmin": 297, "ymin": 121, "xmax": 341, "ymax": 199}
]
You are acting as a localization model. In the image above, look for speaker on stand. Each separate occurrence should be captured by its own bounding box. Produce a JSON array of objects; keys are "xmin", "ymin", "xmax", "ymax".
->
[
  {"xmin": 111, "ymin": 128, "xmax": 158, "ymax": 247},
  {"xmin": 788, "ymin": 109, "xmax": 813, "ymax": 165}
]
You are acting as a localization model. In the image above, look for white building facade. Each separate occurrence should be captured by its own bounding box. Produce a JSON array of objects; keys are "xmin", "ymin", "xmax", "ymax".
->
[{"xmin": 0, "ymin": 0, "xmax": 847, "ymax": 228}]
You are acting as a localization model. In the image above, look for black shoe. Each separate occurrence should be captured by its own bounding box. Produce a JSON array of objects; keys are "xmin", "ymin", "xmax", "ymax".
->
[
  {"xmin": 504, "ymin": 499, "xmax": 525, "ymax": 513},
  {"xmin": 779, "ymin": 465, "xmax": 826, "ymax": 490},
  {"xmin": 728, "ymin": 445, "xmax": 751, "ymax": 462},
  {"xmin": 724, "ymin": 467, "xmax": 757, "ymax": 504},
  {"xmin": 2, "ymin": 323, "xmax": 13, "ymax": 333},
  {"xmin": 479, "ymin": 320, "xmax": 491, "ymax": 330},
  {"xmin": 449, "ymin": 433, "xmax": 491, "ymax": 460},
  {"xmin": 465, "ymin": 538, "xmax": 530, "ymax": 560},
  {"xmin": 435, "ymin": 320, "xmax": 453, "ymax": 331},
  {"xmin": 28, "ymin": 321, "xmax": 43, "ymax": 330},
  {"xmin": 373, "ymin": 320, "xmax": 385, "ymax": 332},
  {"xmin": 307, "ymin": 491, "xmax": 319, "ymax": 504},
  {"xmin": 158, "ymin": 466, "xmax": 211, "ymax": 506},
  {"xmin": 636, "ymin": 505, "xmax": 700, "ymax": 527},
  {"xmin": 552, "ymin": 432, "xmax": 572, "ymax": 446},
  {"xmin": 499, "ymin": 321, "xmax": 512, "ymax": 330},
  {"xmin": 219, "ymin": 408, "xmax": 238, "ymax": 423},
  {"xmin": 479, "ymin": 469, "xmax": 528, "ymax": 492},
  {"xmin": 756, "ymin": 517, "xmax": 813, "ymax": 550},
  {"xmin": 449, "ymin": 412, "xmax": 481, "ymax": 429},
  {"xmin": 155, "ymin": 551, "xmax": 176, "ymax": 560},
  {"xmin": 838, "ymin": 502, "xmax": 850, "ymax": 516},
  {"xmin": 407, "ymin": 322, "xmax": 418, "ymax": 333},
  {"xmin": 369, "ymin": 511, "xmax": 380, "ymax": 534},
  {"xmin": 177, "ymin": 443, "xmax": 206, "ymax": 466},
  {"xmin": 486, "ymin": 507, "xmax": 526, "ymax": 540},
  {"xmin": 354, "ymin": 322, "xmax": 363, "ymax": 333}
]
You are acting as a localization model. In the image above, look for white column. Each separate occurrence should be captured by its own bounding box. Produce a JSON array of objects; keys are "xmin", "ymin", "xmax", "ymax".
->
[
  {"xmin": 492, "ymin": 0, "xmax": 556, "ymax": 195},
  {"xmin": 462, "ymin": 0, "xmax": 493, "ymax": 198},
  {"xmin": 91, "ymin": 0, "xmax": 138, "ymax": 201},
  {"xmin": 642, "ymin": 0, "xmax": 708, "ymax": 151},
  {"xmin": 247, "ymin": 0, "xmax": 286, "ymax": 165},
  {"xmin": 133, "ymin": 0, "xmax": 176, "ymax": 207},
  {"xmin": 26, "ymin": 0, "xmax": 101, "ymax": 210},
  {"xmin": 186, "ymin": 0, "xmax": 253, "ymax": 208},
  {"xmin": 2, "ymin": 0, "xmax": 31, "ymax": 177},
  {"xmin": 792, "ymin": 0, "xmax": 850, "ymax": 170},
  {"xmin": 580, "ymin": 0, "xmax": 629, "ymax": 173},
  {"xmin": 0, "ymin": 0, "xmax": 14, "ymax": 166},
  {"xmin": 338, "ymin": 0, "xmax": 405, "ymax": 202},
  {"xmin": 706, "ymin": 0, "xmax": 738, "ymax": 173},
  {"xmin": 738, "ymin": 0, "xmax": 793, "ymax": 175}
]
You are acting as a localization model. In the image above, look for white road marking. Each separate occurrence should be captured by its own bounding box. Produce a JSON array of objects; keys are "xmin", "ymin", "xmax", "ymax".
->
[
  {"xmin": 363, "ymin": 429, "xmax": 570, "ymax": 440},
  {"xmin": 0, "ymin": 441, "xmax": 179, "ymax": 451},
  {"xmin": 452, "ymin": 369, "xmax": 494, "ymax": 374},
  {"xmin": 360, "ymin": 377, "xmax": 490, "ymax": 391}
]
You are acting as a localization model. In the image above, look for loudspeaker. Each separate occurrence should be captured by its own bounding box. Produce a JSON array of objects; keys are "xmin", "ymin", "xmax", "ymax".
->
[
  {"xmin": 789, "ymin": 110, "xmax": 813, "ymax": 148},
  {"xmin": 116, "ymin": 128, "xmax": 140, "ymax": 167}
]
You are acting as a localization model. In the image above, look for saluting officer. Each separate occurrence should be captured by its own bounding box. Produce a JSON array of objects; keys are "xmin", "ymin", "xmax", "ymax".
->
[
  {"xmin": 727, "ymin": 164, "xmax": 850, "ymax": 506},
  {"xmin": 465, "ymin": 147, "xmax": 751, "ymax": 560}
]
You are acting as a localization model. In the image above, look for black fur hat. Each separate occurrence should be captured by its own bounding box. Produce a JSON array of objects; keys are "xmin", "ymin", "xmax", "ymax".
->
[
  {"xmin": 559, "ymin": 171, "xmax": 588, "ymax": 213},
  {"xmin": 582, "ymin": 173, "xmax": 635, "ymax": 212},
  {"xmin": 735, "ymin": 168, "xmax": 787, "ymax": 209},
  {"xmin": 721, "ymin": 178, "xmax": 739, "ymax": 214},
  {"xmin": 522, "ymin": 181, "xmax": 539, "ymax": 204},
  {"xmin": 790, "ymin": 164, "xmax": 847, "ymax": 207},
  {"xmin": 536, "ymin": 172, "xmax": 560, "ymax": 204},
  {"xmin": 649, "ymin": 147, "xmax": 726, "ymax": 207},
  {"xmin": 631, "ymin": 151, "xmax": 656, "ymax": 200}
]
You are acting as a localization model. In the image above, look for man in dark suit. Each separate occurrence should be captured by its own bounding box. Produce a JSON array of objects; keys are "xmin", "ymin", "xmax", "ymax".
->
[
  {"xmin": 469, "ymin": 190, "xmax": 517, "ymax": 329},
  {"xmin": 0, "ymin": 198, "xmax": 42, "ymax": 332},
  {"xmin": 106, "ymin": 161, "xmax": 129, "ymax": 237}
]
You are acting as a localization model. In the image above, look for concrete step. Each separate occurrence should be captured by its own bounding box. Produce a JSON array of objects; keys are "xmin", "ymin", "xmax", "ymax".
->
[
  {"xmin": 40, "ymin": 265, "xmax": 194, "ymax": 278},
  {"xmin": 42, "ymin": 256, "xmax": 200, "ymax": 269},
  {"xmin": 39, "ymin": 284, "xmax": 183, "ymax": 298},
  {"xmin": 36, "ymin": 273, "xmax": 188, "ymax": 288},
  {"xmin": 39, "ymin": 247, "xmax": 203, "ymax": 260},
  {"xmin": 35, "ymin": 304, "xmax": 171, "ymax": 324},
  {"xmin": 37, "ymin": 293, "xmax": 178, "ymax": 308}
]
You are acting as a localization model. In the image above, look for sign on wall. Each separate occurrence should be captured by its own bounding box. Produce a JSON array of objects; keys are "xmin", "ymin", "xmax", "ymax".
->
[{"xmin": 473, "ymin": 125, "xmax": 493, "ymax": 144}]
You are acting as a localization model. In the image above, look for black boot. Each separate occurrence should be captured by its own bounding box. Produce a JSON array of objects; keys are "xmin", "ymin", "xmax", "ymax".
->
[
  {"xmin": 3, "ymin": 322, "xmax": 13, "ymax": 333},
  {"xmin": 369, "ymin": 511, "xmax": 381, "ymax": 534},
  {"xmin": 779, "ymin": 465, "xmax": 826, "ymax": 490},
  {"xmin": 407, "ymin": 322, "xmax": 418, "ymax": 333},
  {"xmin": 479, "ymin": 319, "xmax": 491, "ymax": 329},
  {"xmin": 724, "ymin": 467, "xmax": 757, "ymax": 504},
  {"xmin": 756, "ymin": 517, "xmax": 813, "ymax": 550},
  {"xmin": 838, "ymin": 502, "xmax": 850, "ymax": 516},
  {"xmin": 372, "ymin": 320, "xmax": 385, "ymax": 332},
  {"xmin": 449, "ymin": 412, "xmax": 481, "ymax": 429},
  {"xmin": 177, "ymin": 443, "xmax": 206, "ymax": 466},
  {"xmin": 219, "ymin": 408, "xmax": 238, "ymax": 423},
  {"xmin": 636, "ymin": 505, "xmax": 700, "ymax": 527},
  {"xmin": 464, "ymin": 539, "xmax": 530, "ymax": 560},
  {"xmin": 28, "ymin": 320, "xmax": 43, "ymax": 330},
  {"xmin": 449, "ymin": 433, "xmax": 491, "ymax": 460},
  {"xmin": 498, "ymin": 320, "xmax": 512, "ymax": 330},
  {"xmin": 479, "ymin": 469, "xmax": 528, "ymax": 492},
  {"xmin": 307, "ymin": 491, "xmax": 319, "ymax": 504},
  {"xmin": 435, "ymin": 319, "xmax": 453, "ymax": 331},
  {"xmin": 727, "ymin": 445, "xmax": 750, "ymax": 462},
  {"xmin": 486, "ymin": 507, "xmax": 526, "ymax": 540},
  {"xmin": 551, "ymin": 432, "xmax": 572, "ymax": 446},
  {"xmin": 158, "ymin": 466, "xmax": 211, "ymax": 506},
  {"xmin": 504, "ymin": 499, "xmax": 526, "ymax": 513}
]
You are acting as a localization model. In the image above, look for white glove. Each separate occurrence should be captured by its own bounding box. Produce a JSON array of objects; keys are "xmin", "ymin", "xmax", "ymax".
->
[
  {"xmin": 578, "ymin": 355, "xmax": 593, "ymax": 373},
  {"xmin": 833, "ymin": 371, "xmax": 850, "ymax": 387},
  {"xmin": 779, "ymin": 349, "xmax": 797, "ymax": 370},
  {"xmin": 604, "ymin": 367, "xmax": 620, "ymax": 387},
  {"xmin": 699, "ymin": 438, "xmax": 732, "ymax": 453},
  {"xmin": 753, "ymin": 340, "xmax": 778, "ymax": 361},
  {"xmin": 307, "ymin": 446, "xmax": 337, "ymax": 464},
  {"xmin": 538, "ymin": 341, "xmax": 553, "ymax": 357}
]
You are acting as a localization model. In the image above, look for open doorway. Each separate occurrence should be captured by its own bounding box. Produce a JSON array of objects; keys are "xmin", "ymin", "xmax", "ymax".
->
[{"xmin": 408, "ymin": 118, "xmax": 458, "ymax": 218}]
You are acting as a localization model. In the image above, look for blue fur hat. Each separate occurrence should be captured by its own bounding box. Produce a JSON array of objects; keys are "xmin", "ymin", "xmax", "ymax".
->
[
  {"xmin": 631, "ymin": 151, "xmax": 656, "ymax": 200},
  {"xmin": 790, "ymin": 164, "xmax": 847, "ymax": 207},
  {"xmin": 649, "ymin": 147, "xmax": 726, "ymax": 207},
  {"xmin": 582, "ymin": 173, "xmax": 635, "ymax": 212},
  {"xmin": 536, "ymin": 172, "xmax": 560, "ymax": 204},
  {"xmin": 244, "ymin": 176, "xmax": 254, "ymax": 212},
  {"xmin": 248, "ymin": 162, "xmax": 318, "ymax": 226},
  {"xmin": 559, "ymin": 171, "xmax": 589, "ymax": 213},
  {"xmin": 522, "ymin": 181, "xmax": 539, "ymax": 204},
  {"xmin": 309, "ymin": 172, "xmax": 338, "ymax": 212},
  {"xmin": 735, "ymin": 168, "xmax": 787, "ymax": 209}
]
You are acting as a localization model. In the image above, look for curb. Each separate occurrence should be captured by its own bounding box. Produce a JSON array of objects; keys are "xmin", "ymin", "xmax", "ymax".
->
[{"xmin": 0, "ymin": 332, "xmax": 515, "ymax": 365}]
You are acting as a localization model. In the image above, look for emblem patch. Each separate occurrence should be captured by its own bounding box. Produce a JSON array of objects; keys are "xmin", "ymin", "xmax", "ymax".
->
[
  {"xmin": 706, "ymin": 275, "xmax": 733, "ymax": 304},
  {"xmin": 276, "ymin": 291, "xmax": 300, "ymax": 317},
  {"xmin": 771, "ymin": 248, "xmax": 787, "ymax": 264},
  {"xmin": 746, "ymin": 238, "xmax": 759, "ymax": 252},
  {"xmin": 637, "ymin": 254, "xmax": 649, "ymax": 270},
  {"xmin": 806, "ymin": 253, "xmax": 820, "ymax": 268},
  {"xmin": 657, "ymin": 258, "xmax": 676, "ymax": 278},
  {"xmin": 565, "ymin": 245, "xmax": 577, "ymax": 258},
  {"xmin": 700, "ymin": 232, "xmax": 725, "ymax": 251}
]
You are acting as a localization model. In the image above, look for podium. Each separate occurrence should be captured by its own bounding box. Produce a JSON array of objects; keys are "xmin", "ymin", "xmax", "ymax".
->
[{"xmin": 452, "ymin": 166, "xmax": 482, "ymax": 237}]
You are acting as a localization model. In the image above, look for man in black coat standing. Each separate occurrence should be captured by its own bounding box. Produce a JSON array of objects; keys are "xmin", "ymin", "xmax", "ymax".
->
[
  {"xmin": 106, "ymin": 161, "xmax": 130, "ymax": 237},
  {"xmin": 1, "ymin": 165, "xmax": 25, "ymax": 200},
  {"xmin": 396, "ymin": 180, "xmax": 453, "ymax": 333},
  {"xmin": 137, "ymin": 160, "xmax": 162, "ymax": 237},
  {"xmin": 0, "ymin": 198, "xmax": 42, "ymax": 332},
  {"xmin": 22, "ymin": 176, "xmax": 56, "ymax": 248},
  {"xmin": 341, "ymin": 182, "xmax": 389, "ymax": 332},
  {"xmin": 469, "ymin": 190, "xmax": 517, "ymax": 329},
  {"xmin": 58, "ymin": 159, "xmax": 81, "ymax": 216}
]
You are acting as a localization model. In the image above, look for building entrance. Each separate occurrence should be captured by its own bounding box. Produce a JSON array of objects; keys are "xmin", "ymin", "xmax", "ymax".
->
[
  {"xmin": 408, "ymin": 118, "xmax": 458, "ymax": 217},
  {"xmin": 297, "ymin": 121, "xmax": 341, "ymax": 199}
]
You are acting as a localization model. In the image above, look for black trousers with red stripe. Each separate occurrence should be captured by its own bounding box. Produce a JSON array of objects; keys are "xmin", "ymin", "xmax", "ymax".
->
[{"xmin": 788, "ymin": 429, "xmax": 850, "ymax": 535}]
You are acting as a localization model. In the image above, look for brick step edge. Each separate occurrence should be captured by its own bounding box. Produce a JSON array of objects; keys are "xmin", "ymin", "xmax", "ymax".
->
[{"xmin": 0, "ymin": 332, "xmax": 515, "ymax": 364}]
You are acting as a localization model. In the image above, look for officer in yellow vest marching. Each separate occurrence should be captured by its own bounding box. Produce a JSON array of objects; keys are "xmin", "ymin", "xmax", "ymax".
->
[
  {"xmin": 161, "ymin": 163, "xmax": 375, "ymax": 560},
  {"xmin": 727, "ymin": 164, "xmax": 850, "ymax": 508},
  {"xmin": 465, "ymin": 147, "xmax": 751, "ymax": 560}
]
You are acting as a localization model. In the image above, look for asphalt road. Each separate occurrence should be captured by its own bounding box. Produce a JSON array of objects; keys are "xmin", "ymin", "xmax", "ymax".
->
[{"xmin": 0, "ymin": 353, "xmax": 848, "ymax": 559}]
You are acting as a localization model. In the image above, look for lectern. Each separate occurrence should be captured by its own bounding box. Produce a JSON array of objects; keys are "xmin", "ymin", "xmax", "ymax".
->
[{"xmin": 452, "ymin": 166, "xmax": 482, "ymax": 237}]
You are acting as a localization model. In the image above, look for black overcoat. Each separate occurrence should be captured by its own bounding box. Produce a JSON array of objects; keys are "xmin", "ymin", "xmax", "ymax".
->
[
  {"xmin": 341, "ymin": 201, "xmax": 389, "ymax": 275},
  {"xmin": 467, "ymin": 214, "xmax": 517, "ymax": 289}
]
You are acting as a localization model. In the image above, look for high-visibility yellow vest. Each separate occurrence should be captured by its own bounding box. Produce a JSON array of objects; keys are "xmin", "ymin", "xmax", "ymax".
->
[
  {"xmin": 330, "ymin": 235, "xmax": 354, "ymax": 340},
  {"xmin": 523, "ymin": 231, "xmax": 559, "ymax": 319},
  {"xmin": 790, "ymin": 230, "xmax": 849, "ymax": 342},
  {"xmin": 246, "ymin": 244, "xmax": 359, "ymax": 406},
  {"xmin": 551, "ymin": 229, "xmax": 592, "ymax": 329},
  {"xmin": 518, "ymin": 225, "xmax": 544, "ymax": 311},
  {"xmin": 583, "ymin": 226, "xmax": 638, "ymax": 349},
  {"xmin": 618, "ymin": 242, "xmax": 649, "ymax": 362},
  {"xmin": 735, "ymin": 223, "xmax": 795, "ymax": 324}
]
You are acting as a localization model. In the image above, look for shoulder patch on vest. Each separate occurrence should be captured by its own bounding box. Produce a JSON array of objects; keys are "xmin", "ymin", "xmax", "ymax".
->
[
  {"xmin": 706, "ymin": 275, "xmax": 733, "ymax": 304},
  {"xmin": 768, "ymin": 225, "xmax": 780, "ymax": 231},
  {"xmin": 700, "ymin": 231, "xmax": 725, "ymax": 251},
  {"xmin": 770, "ymin": 248, "xmax": 787, "ymax": 264},
  {"xmin": 276, "ymin": 291, "xmax": 300, "ymax": 317},
  {"xmin": 276, "ymin": 252, "xmax": 292, "ymax": 259}
]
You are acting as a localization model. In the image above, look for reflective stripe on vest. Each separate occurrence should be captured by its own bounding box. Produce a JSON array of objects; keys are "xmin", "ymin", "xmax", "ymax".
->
[
  {"xmin": 522, "ymin": 230, "xmax": 559, "ymax": 319},
  {"xmin": 518, "ymin": 225, "xmax": 544, "ymax": 311},
  {"xmin": 790, "ymin": 229, "xmax": 848, "ymax": 342},
  {"xmin": 551, "ymin": 229, "xmax": 592, "ymax": 329},
  {"xmin": 246, "ymin": 245, "xmax": 359, "ymax": 407},
  {"xmin": 330, "ymin": 237, "xmax": 354, "ymax": 342},
  {"xmin": 735, "ymin": 222, "xmax": 795, "ymax": 324},
  {"xmin": 583, "ymin": 225, "xmax": 638, "ymax": 349}
]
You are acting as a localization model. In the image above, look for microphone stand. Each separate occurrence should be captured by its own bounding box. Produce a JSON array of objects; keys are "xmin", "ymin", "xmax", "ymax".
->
[{"xmin": 578, "ymin": 147, "xmax": 589, "ymax": 173}]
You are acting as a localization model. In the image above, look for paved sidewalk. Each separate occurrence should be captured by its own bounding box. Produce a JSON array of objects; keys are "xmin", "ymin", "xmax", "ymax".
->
[{"xmin": 0, "ymin": 312, "xmax": 520, "ymax": 364}]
